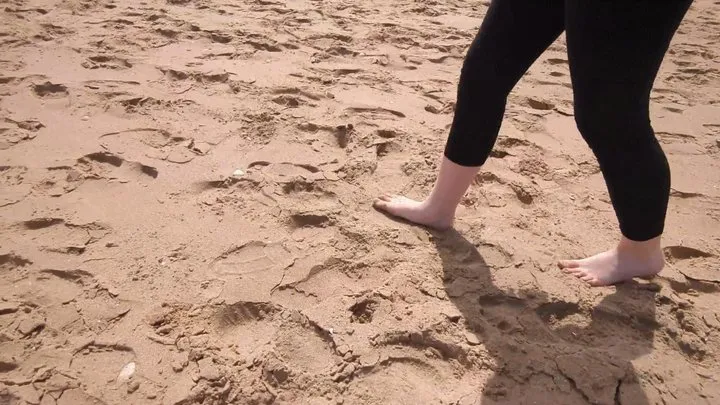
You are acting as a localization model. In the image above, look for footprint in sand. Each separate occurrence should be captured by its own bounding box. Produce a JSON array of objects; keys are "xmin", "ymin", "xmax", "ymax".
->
[
  {"xmin": 37, "ymin": 22, "xmax": 75, "ymax": 42},
  {"xmin": 270, "ymin": 87, "xmax": 324, "ymax": 109},
  {"xmin": 345, "ymin": 106, "xmax": 406, "ymax": 119},
  {"xmin": 176, "ymin": 300, "xmax": 339, "ymax": 398},
  {"xmin": 99, "ymin": 128, "xmax": 197, "ymax": 164},
  {"xmin": 78, "ymin": 151, "xmax": 159, "ymax": 179},
  {"xmin": 469, "ymin": 169, "xmax": 542, "ymax": 208},
  {"xmin": 664, "ymin": 245, "xmax": 720, "ymax": 285},
  {"xmin": 31, "ymin": 81, "xmax": 68, "ymax": 98},
  {"xmin": 525, "ymin": 97, "xmax": 555, "ymax": 111},
  {"xmin": 158, "ymin": 67, "xmax": 230, "ymax": 84},
  {"xmin": 0, "ymin": 117, "xmax": 44, "ymax": 150},
  {"xmin": 0, "ymin": 165, "xmax": 31, "ymax": 207},
  {"xmin": 16, "ymin": 217, "xmax": 111, "ymax": 255},
  {"xmin": 42, "ymin": 151, "xmax": 157, "ymax": 195},
  {"xmin": 119, "ymin": 96, "xmax": 197, "ymax": 114},
  {"xmin": 82, "ymin": 54, "xmax": 133, "ymax": 70}
]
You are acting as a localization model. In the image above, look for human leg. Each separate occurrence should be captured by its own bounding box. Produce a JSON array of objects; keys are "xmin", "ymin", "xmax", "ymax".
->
[
  {"xmin": 375, "ymin": 0, "xmax": 565, "ymax": 227},
  {"xmin": 559, "ymin": 0, "xmax": 693, "ymax": 285}
]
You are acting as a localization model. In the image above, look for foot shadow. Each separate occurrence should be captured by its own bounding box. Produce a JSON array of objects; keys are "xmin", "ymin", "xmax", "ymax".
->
[{"xmin": 432, "ymin": 229, "xmax": 657, "ymax": 404}]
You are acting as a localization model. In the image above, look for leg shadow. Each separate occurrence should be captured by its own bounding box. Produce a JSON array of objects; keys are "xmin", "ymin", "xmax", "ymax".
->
[{"xmin": 433, "ymin": 229, "xmax": 657, "ymax": 404}]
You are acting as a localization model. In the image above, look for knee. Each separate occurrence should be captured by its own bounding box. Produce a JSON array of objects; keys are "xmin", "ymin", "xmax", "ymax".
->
[
  {"xmin": 573, "ymin": 100, "xmax": 652, "ymax": 150},
  {"xmin": 573, "ymin": 101, "xmax": 630, "ymax": 136},
  {"xmin": 458, "ymin": 54, "xmax": 516, "ymax": 98}
]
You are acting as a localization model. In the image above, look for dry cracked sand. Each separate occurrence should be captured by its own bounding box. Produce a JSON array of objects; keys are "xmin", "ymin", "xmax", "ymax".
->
[{"xmin": 1, "ymin": 0, "xmax": 720, "ymax": 404}]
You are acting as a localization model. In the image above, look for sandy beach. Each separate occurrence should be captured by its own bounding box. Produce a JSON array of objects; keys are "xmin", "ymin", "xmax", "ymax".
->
[{"xmin": 1, "ymin": 0, "xmax": 720, "ymax": 404}]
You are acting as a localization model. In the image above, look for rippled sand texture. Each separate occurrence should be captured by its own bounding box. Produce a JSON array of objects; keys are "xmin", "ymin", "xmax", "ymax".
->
[{"xmin": 1, "ymin": 0, "xmax": 719, "ymax": 404}]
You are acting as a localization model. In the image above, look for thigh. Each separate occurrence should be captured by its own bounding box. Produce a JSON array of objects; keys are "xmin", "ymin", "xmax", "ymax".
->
[
  {"xmin": 565, "ymin": 0, "xmax": 692, "ymax": 125},
  {"xmin": 461, "ymin": 0, "xmax": 566, "ymax": 93}
]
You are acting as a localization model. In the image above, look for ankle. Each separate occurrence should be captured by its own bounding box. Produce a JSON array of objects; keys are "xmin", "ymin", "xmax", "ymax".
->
[
  {"xmin": 617, "ymin": 235, "xmax": 663, "ymax": 258},
  {"xmin": 420, "ymin": 198, "xmax": 456, "ymax": 218}
]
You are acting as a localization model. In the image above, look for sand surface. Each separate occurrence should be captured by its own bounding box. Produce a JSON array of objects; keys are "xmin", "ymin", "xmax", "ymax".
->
[{"xmin": 2, "ymin": 0, "xmax": 720, "ymax": 404}]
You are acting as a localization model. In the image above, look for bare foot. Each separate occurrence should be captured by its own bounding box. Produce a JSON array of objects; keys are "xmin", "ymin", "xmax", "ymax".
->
[
  {"xmin": 373, "ymin": 195, "xmax": 454, "ymax": 230},
  {"xmin": 558, "ymin": 238, "xmax": 665, "ymax": 286}
]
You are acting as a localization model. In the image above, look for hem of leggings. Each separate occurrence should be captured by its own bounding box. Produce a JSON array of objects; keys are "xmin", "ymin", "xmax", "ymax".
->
[
  {"xmin": 443, "ymin": 149, "xmax": 485, "ymax": 168},
  {"xmin": 620, "ymin": 226, "xmax": 664, "ymax": 242}
]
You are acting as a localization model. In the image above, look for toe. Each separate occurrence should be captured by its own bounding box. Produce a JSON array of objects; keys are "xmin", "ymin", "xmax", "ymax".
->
[
  {"xmin": 558, "ymin": 260, "xmax": 580, "ymax": 269},
  {"xmin": 561, "ymin": 267, "xmax": 582, "ymax": 275},
  {"xmin": 373, "ymin": 199, "xmax": 388, "ymax": 210},
  {"xmin": 378, "ymin": 194, "xmax": 393, "ymax": 202},
  {"xmin": 567, "ymin": 267, "xmax": 590, "ymax": 279},
  {"xmin": 390, "ymin": 195, "xmax": 409, "ymax": 204},
  {"xmin": 587, "ymin": 278, "xmax": 606, "ymax": 287},
  {"xmin": 567, "ymin": 268, "xmax": 603, "ymax": 286},
  {"xmin": 571, "ymin": 270, "xmax": 587, "ymax": 280}
]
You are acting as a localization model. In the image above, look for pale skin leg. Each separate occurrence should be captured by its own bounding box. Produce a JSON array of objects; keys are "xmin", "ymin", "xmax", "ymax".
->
[{"xmin": 374, "ymin": 157, "xmax": 665, "ymax": 286}]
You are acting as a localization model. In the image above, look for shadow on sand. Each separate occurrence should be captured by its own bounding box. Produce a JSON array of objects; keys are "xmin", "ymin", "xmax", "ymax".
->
[{"xmin": 433, "ymin": 229, "xmax": 658, "ymax": 404}]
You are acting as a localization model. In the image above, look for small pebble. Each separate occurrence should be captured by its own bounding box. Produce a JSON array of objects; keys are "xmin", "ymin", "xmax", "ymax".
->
[
  {"xmin": 17, "ymin": 318, "xmax": 45, "ymax": 336},
  {"xmin": 465, "ymin": 332, "xmax": 481, "ymax": 346},
  {"xmin": 127, "ymin": 380, "xmax": 140, "ymax": 393},
  {"xmin": 117, "ymin": 362, "xmax": 136, "ymax": 383}
]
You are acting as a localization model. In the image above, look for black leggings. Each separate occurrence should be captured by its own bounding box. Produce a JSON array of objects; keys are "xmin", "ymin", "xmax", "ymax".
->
[{"xmin": 444, "ymin": 0, "xmax": 692, "ymax": 241}]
